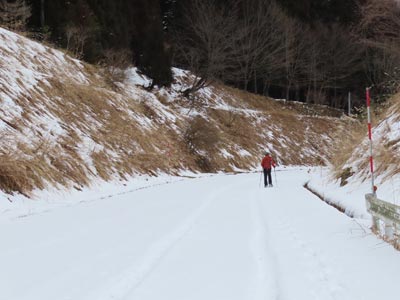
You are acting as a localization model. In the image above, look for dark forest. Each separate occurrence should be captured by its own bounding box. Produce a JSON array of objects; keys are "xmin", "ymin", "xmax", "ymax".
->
[{"xmin": 2, "ymin": 0, "xmax": 400, "ymax": 109}]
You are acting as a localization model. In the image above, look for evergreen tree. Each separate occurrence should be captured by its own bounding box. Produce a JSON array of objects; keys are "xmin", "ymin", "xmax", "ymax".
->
[
  {"xmin": 276, "ymin": 0, "xmax": 361, "ymax": 24},
  {"xmin": 26, "ymin": 0, "xmax": 172, "ymax": 85},
  {"xmin": 130, "ymin": 0, "xmax": 172, "ymax": 87}
]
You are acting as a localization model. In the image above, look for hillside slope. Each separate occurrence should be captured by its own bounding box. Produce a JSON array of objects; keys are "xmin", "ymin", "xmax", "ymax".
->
[
  {"xmin": 338, "ymin": 95, "xmax": 400, "ymax": 191},
  {"xmin": 343, "ymin": 95, "xmax": 400, "ymax": 186},
  {"xmin": 306, "ymin": 93, "xmax": 400, "ymax": 219},
  {"xmin": 0, "ymin": 27, "xmax": 345, "ymax": 197}
]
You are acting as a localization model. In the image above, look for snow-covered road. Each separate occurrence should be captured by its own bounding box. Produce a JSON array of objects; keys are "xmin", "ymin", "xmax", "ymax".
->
[{"xmin": 1, "ymin": 169, "xmax": 400, "ymax": 300}]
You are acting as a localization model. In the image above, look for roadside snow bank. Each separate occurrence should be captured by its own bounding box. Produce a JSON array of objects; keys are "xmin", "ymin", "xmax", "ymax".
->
[
  {"xmin": 307, "ymin": 167, "xmax": 400, "ymax": 221},
  {"xmin": 0, "ymin": 173, "xmax": 209, "ymax": 223}
]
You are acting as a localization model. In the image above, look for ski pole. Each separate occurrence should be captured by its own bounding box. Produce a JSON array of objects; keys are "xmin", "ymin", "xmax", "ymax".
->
[
  {"xmin": 274, "ymin": 168, "xmax": 277, "ymax": 187},
  {"xmin": 259, "ymin": 170, "xmax": 263, "ymax": 188}
]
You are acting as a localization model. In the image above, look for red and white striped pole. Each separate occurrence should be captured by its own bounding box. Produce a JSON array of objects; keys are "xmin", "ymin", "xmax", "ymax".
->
[{"xmin": 366, "ymin": 87, "xmax": 376, "ymax": 195}]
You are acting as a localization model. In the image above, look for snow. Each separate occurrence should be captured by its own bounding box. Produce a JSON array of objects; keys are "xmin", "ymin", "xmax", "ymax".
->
[
  {"xmin": 0, "ymin": 174, "xmax": 187, "ymax": 222},
  {"xmin": 124, "ymin": 67, "xmax": 152, "ymax": 87},
  {"xmin": 238, "ymin": 148, "xmax": 252, "ymax": 157},
  {"xmin": 0, "ymin": 25, "xmax": 342, "ymax": 198},
  {"xmin": 2, "ymin": 26, "xmax": 400, "ymax": 299},
  {"xmin": 329, "ymin": 98, "xmax": 400, "ymax": 209},
  {"xmin": 220, "ymin": 149, "xmax": 234, "ymax": 158},
  {"xmin": 1, "ymin": 169, "xmax": 400, "ymax": 300},
  {"xmin": 307, "ymin": 166, "xmax": 400, "ymax": 219},
  {"xmin": 0, "ymin": 26, "xmax": 91, "ymax": 158}
]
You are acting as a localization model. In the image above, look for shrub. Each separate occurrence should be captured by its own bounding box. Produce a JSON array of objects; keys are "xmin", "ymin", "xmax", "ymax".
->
[
  {"xmin": 184, "ymin": 116, "xmax": 220, "ymax": 154},
  {"xmin": 194, "ymin": 154, "xmax": 213, "ymax": 172},
  {"xmin": 339, "ymin": 167, "xmax": 354, "ymax": 186},
  {"xmin": 0, "ymin": 155, "xmax": 35, "ymax": 195},
  {"xmin": 101, "ymin": 48, "xmax": 132, "ymax": 84}
]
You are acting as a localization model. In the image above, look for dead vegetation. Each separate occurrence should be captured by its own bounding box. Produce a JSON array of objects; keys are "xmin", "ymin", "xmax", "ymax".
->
[
  {"xmin": 0, "ymin": 28, "xmax": 351, "ymax": 195},
  {"xmin": 0, "ymin": 70, "xmax": 347, "ymax": 195},
  {"xmin": 101, "ymin": 48, "xmax": 133, "ymax": 89},
  {"xmin": 330, "ymin": 93, "xmax": 400, "ymax": 185},
  {"xmin": 0, "ymin": 154, "xmax": 35, "ymax": 195},
  {"xmin": 183, "ymin": 116, "xmax": 220, "ymax": 172}
]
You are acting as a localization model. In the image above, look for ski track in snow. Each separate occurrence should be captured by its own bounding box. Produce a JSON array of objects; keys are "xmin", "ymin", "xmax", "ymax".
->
[
  {"xmin": 274, "ymin": 217, "xmax": 347, "ymax": 300},
  {"xmin": 2, "ymin": 169, "xmax": 400, "ymax": 300},
  {"xmin": 118, "ymin": 178, "xmax": 279, "ymax": 300},
  {"xmin": 88, "ymin": 185, "xmax": 229, "ymax": 300},
  {"xmin": 251, "ymin": 190, "xmax": 281, "ymax": 300},
  {"xmin": 258, "ymin": 188, "xmax": 350, "ymax": 300}
]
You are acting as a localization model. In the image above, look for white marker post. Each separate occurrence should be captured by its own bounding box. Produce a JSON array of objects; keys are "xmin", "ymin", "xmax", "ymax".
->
[{"xmin": 366, "ymin": 88, "xmax": 376, "ymax": 195}]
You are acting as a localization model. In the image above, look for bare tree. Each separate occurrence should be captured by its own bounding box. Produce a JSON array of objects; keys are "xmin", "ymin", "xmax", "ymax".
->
[
  {"xmin": 303, "ymin": 28, "xmax": 324, "ymax": 104},
  {"xmin": 258, "ymin": 3, "xmax": 296, "ymax": 96},
  {"xmin": 65, "ymin": 24, "xmax": 84, "ymax": 57},
  {"xmin": 172, "ymin": 0, "xmax": 238, "ymax": 98},
  {"xmin": 281, "ymin": 16, "xmax": 309, "ymax": 100},
  {"xmin": 62, "ymin": 1, "xmax": 100, "ymax": 59},
  {"xmin": 358, "ymin": 0, "xmax": 400, "ymax": 52},
  {"xmin": 171, "ymin": 0, "xmax": 371, "ymax": 107},
  {"xmin": 230, "ymin": 0, "xmax": 288, "ymax": 93},
  {"xmin": 64, "ymin": 23, "xmax": 98, "ymax": 59},
  {"xmin": 173, "ymin": 0, "xmax": 295, "ymax": 98},
  {"xmin": 102, "ymin": 48, "xmax": 133, "ymax": 83},
  {"xmin": 302, "ymin": 24, "xmax": 364, "ymax": 106},
  {"xmin": 357, "ymin": 0, "xmax": 400, "ymax": 96},
  {"xmin": 321, "ymin": 25, "xmax": 364, "ymax": 107},
  {"xmin": 40, "ymin": 0, "xmax": 45, "ymax": 27},
  {"xmin": 65, "ymin": 24, "xmax": 78, "ymax": 53},
  {"xmin": 0, "ymin": 0, "xmax": 31, "ymax": 31}
]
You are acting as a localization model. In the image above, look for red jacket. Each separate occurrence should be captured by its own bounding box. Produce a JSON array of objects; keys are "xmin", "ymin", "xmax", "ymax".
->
[{"xmin": 261, "ymin": 155, "xmax": 276, "ymax": 169}]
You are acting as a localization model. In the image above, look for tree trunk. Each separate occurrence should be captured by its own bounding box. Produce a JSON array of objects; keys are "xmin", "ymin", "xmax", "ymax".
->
[
  {"xmin": 295, "ymin": 84, "xmax": 300, "ymax": 101},
  {"xmin": 243, "ymin": 78, "xmax": 249, "ymax": 91},
  {"xmin": 254, "ymin": 71, "xmax": 257, "ymax": 94},
  {"xmin": 286, "ymin": 82, "xmax": 291, "ymax": 100},
  {"xmin": 263, "ymin": 81, "xmax": 270, "ymax": 97},
  {"xmin": 40, "ymin": 0, "xmax": 45, "ymax": 27},
  {"xmin": 307, "ymin": 84, "xmax": 312, "ymax": 104}
]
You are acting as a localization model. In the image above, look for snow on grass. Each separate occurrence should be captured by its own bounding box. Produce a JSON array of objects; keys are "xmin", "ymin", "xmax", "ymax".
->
[
  {"xmin": 0, "ymin": 26, "xmax": 346, "ymax": 200},
  {"xmin": 238, "ymin": 148, "xmax": 252, "ymax": 157},
  {"xmin": 307, "ymin": 167, "xmax": 368, "ymax": 218},
  {"xmin": 0, "ymin": 28, "xmax": 86, "ymax": 102},
  {"xmin": 220, "ymin": 149, "xmax": 234, "ymax": 159},
  {"xmin": 307, "ymin": 164, "xmax": 400, "ymax": 222},
  {"xmin": 0, "ymin": 27, "xmax": 89, "ymax": 150},
  {"xmin": 321, "ymin": 95, "xmax": 400, "ymax": 215},
  {"xmin": 124, "ymin": 67, "xmax": 152, "ymax": 87}
]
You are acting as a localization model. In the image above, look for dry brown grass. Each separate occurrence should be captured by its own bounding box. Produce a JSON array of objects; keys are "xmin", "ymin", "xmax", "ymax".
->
[
  {"xmin": 0, "ymin": 154, "xmax": 35, "ymax": 195},
  {"xmin": 1, "ymin": 76, "xmax": 347, "ymax": 195},
  {"xmin": 330, "ymin": 119, "xmax": 366, "ymax": 177},
  {"xmin": 329, "ymin": 91, "xmax": 400, "ymax": 184},
  {"xmin": 183, "ymin": 116, "xmax": 221, "ymax": 172},
  {"xmin": 184, "ymin": 116, "xmax": 220, "ymax": 153},
  {"xmin": 101, "ymin": 49, "xmax": 132, "ymax": 84},
  {"xmin": 0, "ymin": 32, "xmax": 353, "ymax": 195},
  {"xmin": 202, "ymin": 85, "xmax": 346, "ymax": 168}
]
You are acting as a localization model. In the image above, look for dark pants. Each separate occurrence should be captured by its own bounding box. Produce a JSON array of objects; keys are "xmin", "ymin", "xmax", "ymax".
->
[{"xmin": 263, "ymin": 168, "xmax": 272, "ymax": 186}]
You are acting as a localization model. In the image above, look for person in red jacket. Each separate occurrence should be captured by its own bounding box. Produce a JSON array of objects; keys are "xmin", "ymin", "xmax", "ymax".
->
[{"xmin": 261, "ymin": 151, "xmax": 276, "ymax": 187}]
